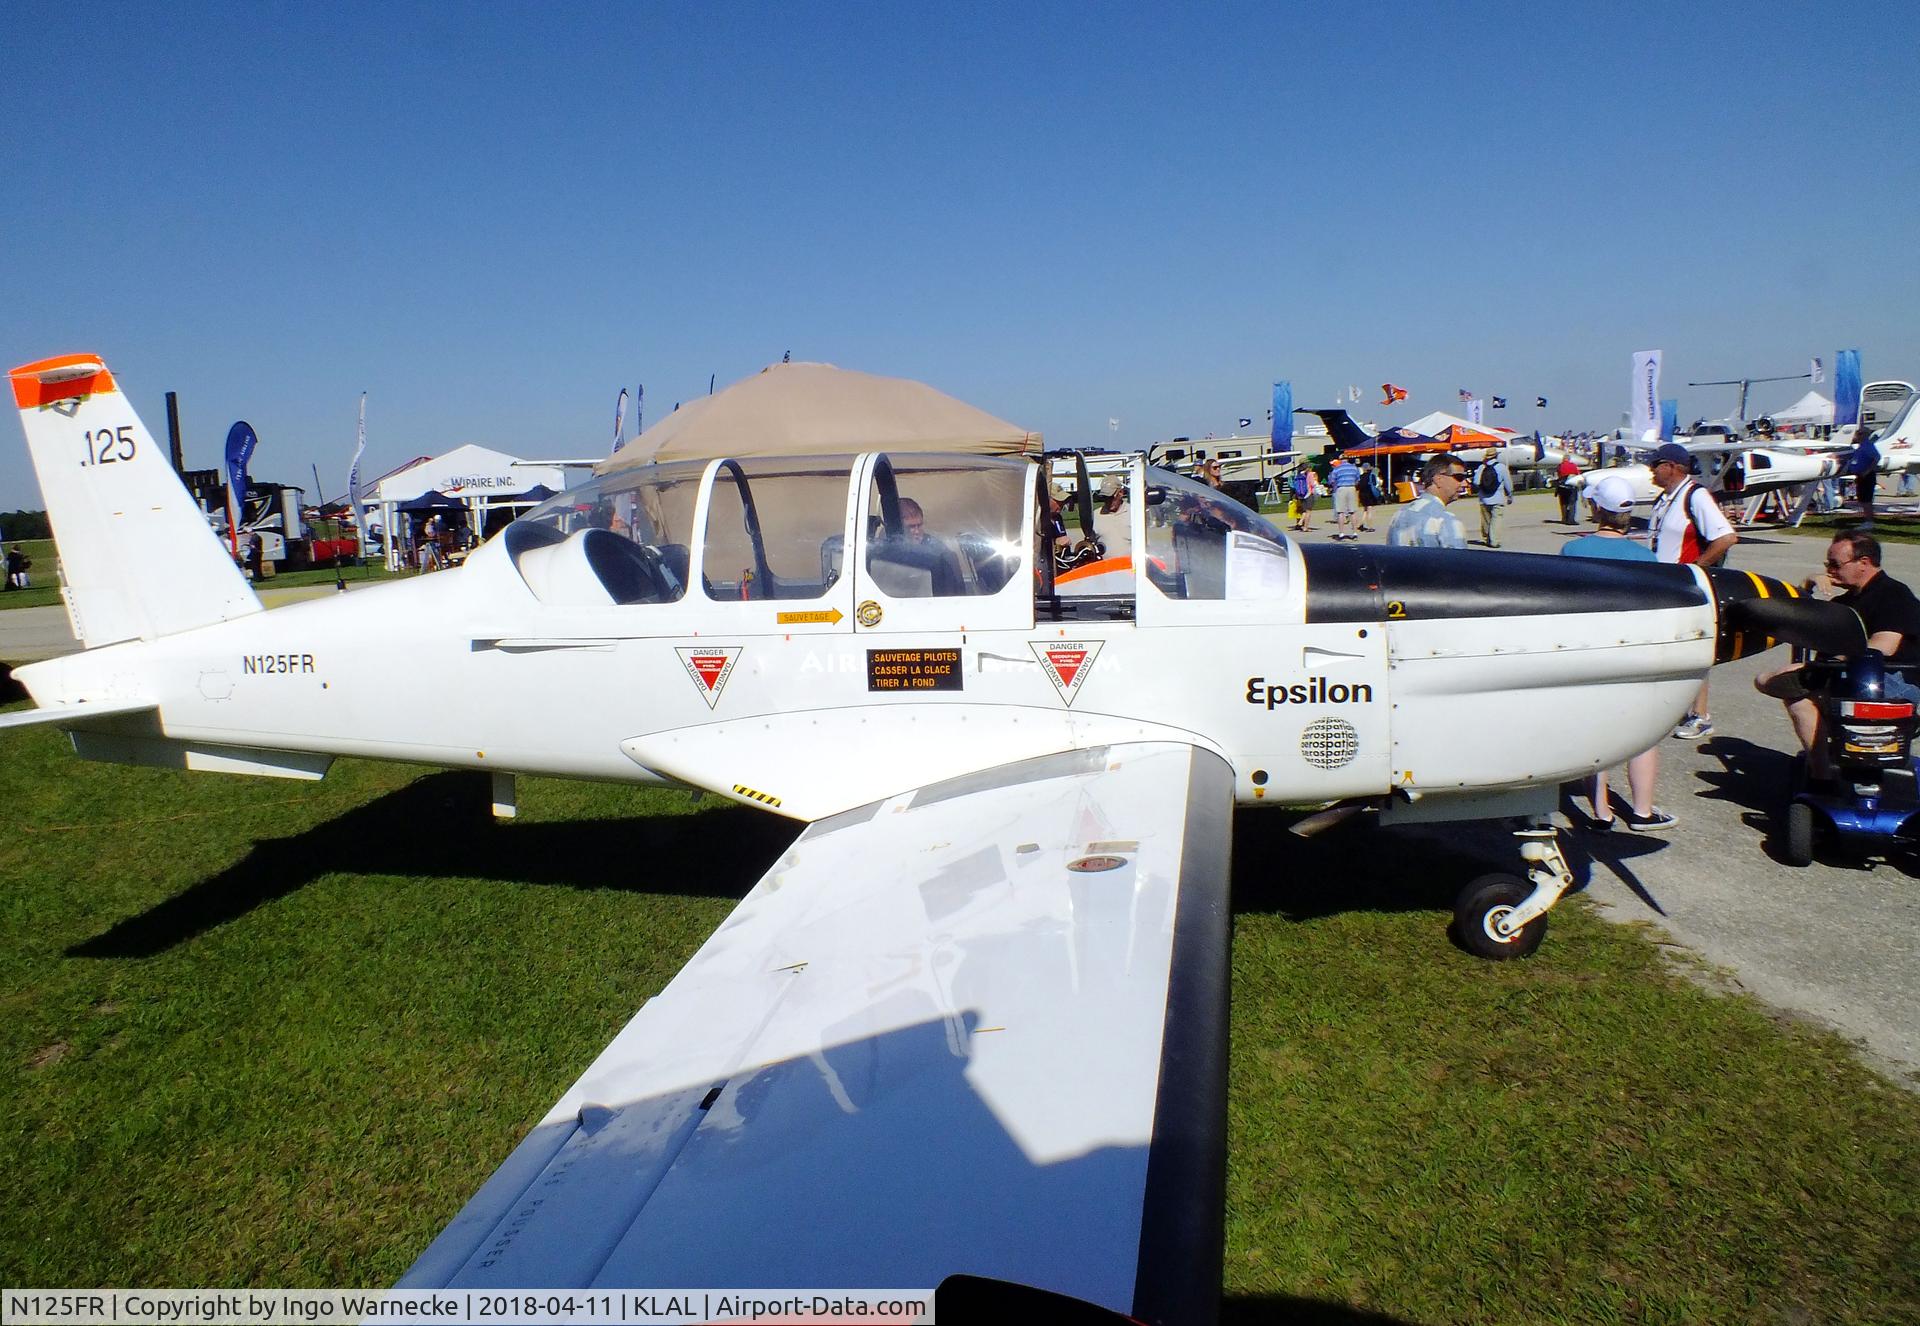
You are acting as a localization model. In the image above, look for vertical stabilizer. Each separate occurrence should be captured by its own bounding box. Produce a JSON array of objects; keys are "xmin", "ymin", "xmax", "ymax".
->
[{"xmin": 9, "ymin": 355, "xmax": 261, "ymax": 647}]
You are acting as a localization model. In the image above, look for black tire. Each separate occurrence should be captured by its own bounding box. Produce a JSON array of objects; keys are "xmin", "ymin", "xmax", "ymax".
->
[
  {"xmin": 1453, "ymin": 873, "xmax": 1547, "ymax": 961},
  {"xmin": 1784, "ymin": 800, "xmax": 1817, "ymax": 867}
]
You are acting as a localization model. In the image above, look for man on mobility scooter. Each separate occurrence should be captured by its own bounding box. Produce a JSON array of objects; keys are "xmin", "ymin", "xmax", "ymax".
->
[{"xmin": 1756, "ymin": 530, "xmax": 1920, "ymax": 865}]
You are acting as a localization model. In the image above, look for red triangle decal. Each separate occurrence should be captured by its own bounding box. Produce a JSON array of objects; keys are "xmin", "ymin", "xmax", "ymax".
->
[
  {"xmin": 1048, "ymin": 649, "xmax": 1087, "ymax": 686},
  {"xmin": 689, "ymin": 655, "xmax": 729, "ymax": 689}
]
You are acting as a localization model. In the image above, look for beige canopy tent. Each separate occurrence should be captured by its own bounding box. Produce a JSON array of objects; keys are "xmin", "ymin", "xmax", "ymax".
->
[{"xmin": 600, "ymin": 361, "xmax": 1041, "ymax": 473}]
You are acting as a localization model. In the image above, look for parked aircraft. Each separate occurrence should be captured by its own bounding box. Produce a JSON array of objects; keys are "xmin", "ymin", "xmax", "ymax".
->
[
  {"xmin": 1569, "ymin": 435, "xmax": 1844, "ymax": 508},
  {"xmin": 3, "ymin": 354, "xmax": 1854, "ymax": 1320},
  {"xmin": 1302, "ymin": 407, "xmax": 1569, "ymax": 471}
]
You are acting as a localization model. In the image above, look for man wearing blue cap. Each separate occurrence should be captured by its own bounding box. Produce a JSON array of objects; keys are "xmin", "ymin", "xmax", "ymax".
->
[{"xmin": 1648, "ymin": 442, "xmax": 1737, "ymax": 739}]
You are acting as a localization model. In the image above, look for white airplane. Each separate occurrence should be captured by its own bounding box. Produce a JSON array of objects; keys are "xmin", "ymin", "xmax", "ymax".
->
[
  {"xmin": 2, "ymin": 354, "xmax": 1855, "ymax": 1320},
  {"xmin": 1568, "ymin": 441, "xmax": 1841, "ymax": 509}
]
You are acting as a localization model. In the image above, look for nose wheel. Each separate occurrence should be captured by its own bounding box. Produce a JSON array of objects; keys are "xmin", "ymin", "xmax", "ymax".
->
[
  {"xmin": 1451, "ymin": 822, "xmax": 1574, "ymax": 960},
  {"xmin": 1454, "ymin": 874, "xmax": 1546, "ymax": 959}
]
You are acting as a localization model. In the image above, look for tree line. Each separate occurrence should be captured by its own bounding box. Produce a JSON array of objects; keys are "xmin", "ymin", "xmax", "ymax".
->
[{"xmin": 0, "ymin": 510, "xmax": 50, "ymax": 541}]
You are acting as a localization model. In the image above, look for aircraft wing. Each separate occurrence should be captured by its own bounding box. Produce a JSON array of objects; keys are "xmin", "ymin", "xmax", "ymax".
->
[
  {"xmin": 401, "ymin": 741, "xmax": 1234, "ymax": 1323},
  {"xmin": 0, "ymin": 699, "xmax": 156, "ymax": 731}
]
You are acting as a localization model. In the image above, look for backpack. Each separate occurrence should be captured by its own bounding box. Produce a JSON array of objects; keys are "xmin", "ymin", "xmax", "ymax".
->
[{"xmin": 1475, "ymin": 462, "xmax": 1501, "ymax": 497}]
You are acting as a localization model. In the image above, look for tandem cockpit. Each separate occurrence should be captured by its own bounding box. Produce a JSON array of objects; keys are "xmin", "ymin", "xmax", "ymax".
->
[{"xmin": 478, "ymin": 451, "xmax": 1297, "ymax": 631}]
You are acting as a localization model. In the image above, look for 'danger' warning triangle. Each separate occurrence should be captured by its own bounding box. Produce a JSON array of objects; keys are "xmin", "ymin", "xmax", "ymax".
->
[
  {"xmin": 676, "ymin": 646, "xmax": 743, "ymax": 708},
  {"xmin": 1030, "ymin": 640, "xmax": 1103, "ymax": 706}
]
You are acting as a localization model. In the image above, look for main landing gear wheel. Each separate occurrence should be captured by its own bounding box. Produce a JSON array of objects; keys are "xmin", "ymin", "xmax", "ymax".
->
[
  {"xmin": 1784, "ymin": 800, "xmax": 1817, "ymax": 868},
  {"xmin": 1453, "ymin": 873, "xmax": 1547, "ymax": 960}
]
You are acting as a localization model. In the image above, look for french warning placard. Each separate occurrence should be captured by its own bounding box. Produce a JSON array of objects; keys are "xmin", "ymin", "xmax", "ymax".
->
[{"xmin": 866, "ymin": 648, "xmax": 962, "ymax": 692}]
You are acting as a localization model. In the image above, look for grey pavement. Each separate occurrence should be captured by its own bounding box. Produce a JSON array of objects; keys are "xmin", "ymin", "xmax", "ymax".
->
[
  {"xmin": 1309, "ymin": 490, "xmax": 1920, "ymax": 1088},
  {"xmin": 0, "ymin": 584, "xmax": 352, "ymax": 663},
  {"xmin": 4, "ymin": 499, "xmax": 1917, "ymax": 1087}
]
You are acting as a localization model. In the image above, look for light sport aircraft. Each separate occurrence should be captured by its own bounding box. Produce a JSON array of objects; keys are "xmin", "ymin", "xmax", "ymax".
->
[
  {"xmin": 3, "ymin": 354, "xmax": 1855, "ymax": 1321},
  {"xmin": 1567, "ymin": 433, "xmax": 1846, "ymax": 511}
]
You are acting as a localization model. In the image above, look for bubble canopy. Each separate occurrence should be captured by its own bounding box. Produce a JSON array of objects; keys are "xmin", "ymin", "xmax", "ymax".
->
[{"xmin": 493, "ymin": 453, "xmax": 1289, "ymax": 608}]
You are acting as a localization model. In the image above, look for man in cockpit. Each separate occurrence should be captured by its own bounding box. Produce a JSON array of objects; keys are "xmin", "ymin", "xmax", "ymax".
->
[
  {"xmin": 894, "ymin": 496, "xmax": 967, "ymax": 595},
  {"xmin": 899, "ymin": 498, "xmax": 934, "ymax": 544}
]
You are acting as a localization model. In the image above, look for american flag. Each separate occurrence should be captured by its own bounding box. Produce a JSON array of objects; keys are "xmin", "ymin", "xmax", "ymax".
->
[{"xmin": 1458, "ymin": 388, "xmax": 1473, "ymax": 402}]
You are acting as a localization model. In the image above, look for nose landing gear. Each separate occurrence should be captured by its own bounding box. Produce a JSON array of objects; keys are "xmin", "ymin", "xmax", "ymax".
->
[{"xmin": 1452, "ymin": 821, "xmax": 1575, "ymax": 960}]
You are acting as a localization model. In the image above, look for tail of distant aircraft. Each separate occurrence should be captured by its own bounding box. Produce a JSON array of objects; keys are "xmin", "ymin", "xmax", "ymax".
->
[
  {"xmin": 1297, "ymin": 407, "xmax": 1374, "ymax": 452},
  {"xmin": 9, "ymin": 354, "xmax": 260, "ymax": 648}
]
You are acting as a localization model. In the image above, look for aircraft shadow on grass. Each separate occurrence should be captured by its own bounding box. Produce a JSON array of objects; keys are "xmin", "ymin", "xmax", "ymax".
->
[
  {"xmin": 1229, "ymin": 791, "xmax": 1692, "ymax": 934},
  {"xmin": 75, "ymin": 767, "xmax": 1701, "ymax": 959},
  {"xmin": 69, "ymin": 771, "xmax": 804, "ymax": 959}
]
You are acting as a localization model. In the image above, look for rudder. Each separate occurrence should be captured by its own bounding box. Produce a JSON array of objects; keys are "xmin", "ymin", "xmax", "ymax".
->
[{"xmin": 10, "ymin": 354, "xmax": 260, "ymax": 647}]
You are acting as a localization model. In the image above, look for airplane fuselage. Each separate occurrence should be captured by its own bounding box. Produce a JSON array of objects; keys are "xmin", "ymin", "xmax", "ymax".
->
[{"xmin": 20, "ymin": 465, "xmax": 1718, "ymax": 828}]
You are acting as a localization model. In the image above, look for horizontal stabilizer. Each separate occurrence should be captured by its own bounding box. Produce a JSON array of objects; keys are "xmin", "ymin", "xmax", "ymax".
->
[{"xmin": 0, "ymin": 698, "xmax": 156, "ymax": 732}]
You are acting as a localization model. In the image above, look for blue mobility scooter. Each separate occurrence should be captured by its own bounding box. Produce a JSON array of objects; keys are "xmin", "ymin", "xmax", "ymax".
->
[{"xmin": 1782, "ymin": 649, "xmax": 1920, "ymax": 867}]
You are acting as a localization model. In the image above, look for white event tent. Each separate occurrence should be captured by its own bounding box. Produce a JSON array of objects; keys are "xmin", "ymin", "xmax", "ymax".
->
[
  {"xmin": 370, "ymin": 443, "xmax": 572, "ymax": 569},
  {"xmin": 1400, "ymin": 410, "xmax": 1518, "ymax": 439},
  {"xmin": 1767, "ymin": 390, "xmax": 1834, "ymax": 430}
]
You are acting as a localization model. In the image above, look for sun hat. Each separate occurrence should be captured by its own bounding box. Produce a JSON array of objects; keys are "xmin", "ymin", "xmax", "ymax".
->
[{"xmin": 1589, "ymin": 475, "xmax": 1636, "ymax": 513}]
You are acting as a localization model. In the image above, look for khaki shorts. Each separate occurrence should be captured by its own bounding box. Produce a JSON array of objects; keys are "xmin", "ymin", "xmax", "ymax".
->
[{"xmin": 1333, "ymin": 487, "xmax": 1360, "ymax": 514}]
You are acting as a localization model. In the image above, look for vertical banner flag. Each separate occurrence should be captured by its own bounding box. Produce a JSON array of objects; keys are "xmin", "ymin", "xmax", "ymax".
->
[
  {"xmin": 346, "ymin": 393, "xmax": 368, "ymax": 555},
  {"xmin": 1811, "ymin": 356, "xmax": 1824, "ymax": 385},
  {"xmin": 1468, "ymin": 398, "xmax": 1484, "ymax": 425},
  {"xmin": 1660, "ymin": 399, "xmax": 1679, "ymax": 443},
  {"xmin": 224, "ymin": 421, "xmax": 259, "ymax": 556},
  {"xmin": 611, "ymin": 387, "xmax": 629, "ymax": 454},
  {"xmin": 1631, "ymin": 350, "xmax": 1663, "ymax": 441},
  {"xmin": 1271, "ymin": 381, "xmax": 1293, "ymax": 454},
  {"xmin": 635, "ymin": 383, "xmax": 644, "ymax": 436},
  {"xmin": 1834, "ymin": 349, "xmax": 1862, "ymax": 426},
  {"xmin": 1348, "ymin": 384, "xmax": 1360, "ymax": 404}
]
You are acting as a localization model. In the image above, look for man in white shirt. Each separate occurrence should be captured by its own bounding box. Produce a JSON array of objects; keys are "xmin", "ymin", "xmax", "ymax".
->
[{"xmin": 1646, "ymin": 442, "xmax": 1737, "ymax": 739}]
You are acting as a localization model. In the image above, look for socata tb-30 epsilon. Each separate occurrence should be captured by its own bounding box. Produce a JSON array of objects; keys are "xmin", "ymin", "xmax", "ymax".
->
[{"xmin": 4, "ymin": 354, "xmax": 1849, "ymax": 1321}]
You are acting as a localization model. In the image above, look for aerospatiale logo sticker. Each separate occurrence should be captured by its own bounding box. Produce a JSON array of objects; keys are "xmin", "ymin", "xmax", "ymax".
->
[
  {"xmin": 1031, "ymin": 640, "xmax": 1103, "ymax": 706},
  {"xmin": 677, "ymin": 646, "xmax": 743, "ymax": 709}
]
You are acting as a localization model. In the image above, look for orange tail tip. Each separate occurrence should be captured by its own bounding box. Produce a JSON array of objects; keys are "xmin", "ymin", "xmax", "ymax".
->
[{"xmin": 9, "ymin": 354, "xmax": 116, "ymax": 409}]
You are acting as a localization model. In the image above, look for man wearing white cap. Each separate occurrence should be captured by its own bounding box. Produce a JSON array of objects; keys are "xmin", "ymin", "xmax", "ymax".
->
[{"xmin": 1560, "ymin": 475, "xmax": 1676, "ymax": 830}]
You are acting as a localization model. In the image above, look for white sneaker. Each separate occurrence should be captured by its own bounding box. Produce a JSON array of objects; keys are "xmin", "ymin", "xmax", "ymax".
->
[{"xmin": 1672, "ymin": 714, "xmax": 1714, "ymax": 740}]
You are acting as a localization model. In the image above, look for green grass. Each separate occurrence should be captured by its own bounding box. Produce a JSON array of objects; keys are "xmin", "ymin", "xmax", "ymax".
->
[
  {"xmin": 1788, "ymin": 509, "xmax": 1920, "ymax": 545},
  {"xmin": 2, "ymin": 720, "xmax": 1917, "ymax": 1322},
  {"xmin": 0, "ymin": 538, "xmax": 58, "ymax": 608}
]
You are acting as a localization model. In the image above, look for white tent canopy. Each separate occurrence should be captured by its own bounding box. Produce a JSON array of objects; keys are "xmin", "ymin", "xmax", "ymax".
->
[
  {"xmin": 1767, "ymin": 390, "xmax": 1834, "ymax": 428},
  {"xmin": 602, "ymin": 362, "xmax": 1041, "ymax": 472},
  {"xmin": 371, "ymin": 444, "xmax": 570, "ymax": 504},
  {"xmin": 1400, "ymin": 410, "xmax": 1518, "ymax": 439}
]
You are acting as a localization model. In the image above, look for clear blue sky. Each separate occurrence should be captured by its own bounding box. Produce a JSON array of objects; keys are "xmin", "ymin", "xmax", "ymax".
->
[{"xmin": 3, "ymin": 1, "xmax": 1915, "ymax": 508}]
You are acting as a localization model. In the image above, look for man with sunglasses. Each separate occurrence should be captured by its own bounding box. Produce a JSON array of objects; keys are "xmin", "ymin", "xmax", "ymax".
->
[
  {"xmin": 1755, "ymin": 530, "xmax": 1920, "ymax": 780},
  {"xmin": 1386, "ymin": 456, "xmax": 1470, "ymax": 549},
  {"xmin": 1648, "ymin": 442, "xmax": 1737, "ymax": 739}
]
